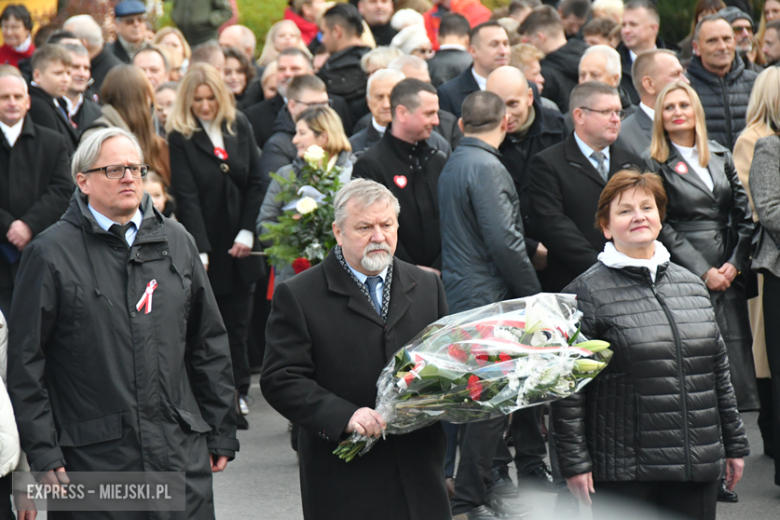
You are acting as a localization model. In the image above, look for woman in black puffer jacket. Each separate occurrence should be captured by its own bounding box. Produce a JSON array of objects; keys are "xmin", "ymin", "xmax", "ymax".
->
[{"xmin": 552, "ymin": 170, "xmax": 749, "ymax": 520}]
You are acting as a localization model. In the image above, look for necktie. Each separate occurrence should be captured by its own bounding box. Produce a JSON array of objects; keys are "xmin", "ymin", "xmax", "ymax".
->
[
  {"xmin": 364, "ymin": 276, "xmax": 382, "ymax": 315},
  {"xmin": 591, "ymin": 151, "xmax": 608, "ymax": 181},
  {"xmin": 109, "ymin": 222, "xmax": 134, "ymax": 245}
]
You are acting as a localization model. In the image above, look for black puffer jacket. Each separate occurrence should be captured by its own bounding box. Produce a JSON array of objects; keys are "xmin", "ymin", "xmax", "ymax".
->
[
  {"xmin": 686, "ymin": 55, "xmax": 757, "ymax": 150},
  {"xmin": 552, "ymin": 261, "xmax": 749, "ymax": 482}
]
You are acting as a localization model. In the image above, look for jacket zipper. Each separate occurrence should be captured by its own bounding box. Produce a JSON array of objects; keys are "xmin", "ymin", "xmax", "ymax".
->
[
  {"xmin": 646, "ymin": 271, "xmax": 692, "ymax": 480},
  {"xmin": 720, "ymin": 77, "xmax": 732, "ymax": 148}
]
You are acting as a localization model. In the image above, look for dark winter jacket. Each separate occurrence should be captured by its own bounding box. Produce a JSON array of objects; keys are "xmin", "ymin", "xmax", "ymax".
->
[
  {"xmin": 8, "ymin": 191, "xmax": 239, "ymax": 517},
  {"xmin": 317, "ymin": 45, "xmax": 371, "ymax": 106},
  {"xmin": 552, "ymin": 260, "xmax": 749, "ymax": 482},
  {"xmin": 353, "ymin": 127, "xmax": 450, "ymax": 269},
  {"xmin": 686, "ymin": 55, "xmax": 757, "ymax": 150},
  {"xmin": 427, "ymin": 47, "xmax": 473, "ymax": 87},
  {"xmin": 439, "ymin": 137, "xmax": 541, "ymax": 314},
  {"xmin": 539, "ymin": 38, "xmax": 588, "ymax": 112},
  {"xmin": 498, "ymin": 99, "xmax": 567, "ymax": 256}
]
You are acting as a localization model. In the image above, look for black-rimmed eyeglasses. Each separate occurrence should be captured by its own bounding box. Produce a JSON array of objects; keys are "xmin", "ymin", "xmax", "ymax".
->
[
  {"xmin": 83, "ymin": 164, "xmax": 149, "ymax": 179},
  {"xmin": 579, "ymin": 107, "xmax": 625, "ymax": 118}
]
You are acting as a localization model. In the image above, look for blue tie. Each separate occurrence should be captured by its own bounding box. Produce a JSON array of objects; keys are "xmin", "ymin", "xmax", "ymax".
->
[{"xmin": 364, "ymin": 276, "xmax": 382, "ymax": 315}]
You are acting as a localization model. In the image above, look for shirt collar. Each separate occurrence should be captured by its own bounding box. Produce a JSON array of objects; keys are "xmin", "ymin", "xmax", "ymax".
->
[
  {"xmin": 88, "ymin": 204, "xmax": 143, "ymax": 233},
  {"xmin": 371, "ymin": 117, "xmax": 386, "ymax": 135},
  {"xmin": 629, "ymin": 45, "xmax": 656, "ymax": 63},
  {"xmin": 63, "ymin": 94, "xmax": 84, "ymax": 116},
  {"xmin": 347, "ymin": 263, "xmax": 388, "ymax": 284},
  {"xmin": 0, "ymin": 118, "xmax": 24, "ymax": 147},
  {"xmin": 13, "ymin": 34, "xmax": 32, "ymax": 53},
  {"xmin": 439, "ymin": 44, "xmax": 466, "ymax": 51},
  {"xmin": 471, "ymin": 67, "xmax": 487, "ymax": 91},
  {"xmin": 574, "ymin": 131, "xmax": 610, "ymax": 161},
  {"xmin": 639, "ymin": 102, "xmax": 655, "ymax": 120}
]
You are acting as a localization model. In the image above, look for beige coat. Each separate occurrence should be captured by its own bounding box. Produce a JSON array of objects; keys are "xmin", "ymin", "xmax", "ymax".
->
[{"xmin": 734, "ymin": 123, "xmax": 773, "ymax": 378}]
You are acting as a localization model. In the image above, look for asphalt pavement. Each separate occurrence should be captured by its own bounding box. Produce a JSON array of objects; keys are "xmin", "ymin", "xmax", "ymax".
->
[{"xmin": 215, "ymin": 376, "xmax": 780, "ymax": 519}]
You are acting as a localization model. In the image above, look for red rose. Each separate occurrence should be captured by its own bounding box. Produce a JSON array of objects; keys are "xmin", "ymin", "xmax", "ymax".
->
[
  {"xmin": 447, "ymin": 344, "xmax": 469, "ymax": 364},
  {"xmin": 498, "ymin": 352, "xmax": 512, "ymax": 374},
  {"xmin": 467, "ymin": 375, "xmax": 483, "ymax": 401},
  {"xmin": 471, "ymin": 345, "xmax": 489, "ymax": 366},
  {"xmin": 292, "ymin": 257, "xmax": 312, "ymax": 274}
]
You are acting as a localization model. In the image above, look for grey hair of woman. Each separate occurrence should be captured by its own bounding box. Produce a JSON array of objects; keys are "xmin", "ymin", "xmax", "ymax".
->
[
  {"xmin": 71, "ymin": 128, "xmax": 144, "ymax": 184},
  {"xmin": 334, "ymin": 179, "xmax": 401, "ymax": 228}
]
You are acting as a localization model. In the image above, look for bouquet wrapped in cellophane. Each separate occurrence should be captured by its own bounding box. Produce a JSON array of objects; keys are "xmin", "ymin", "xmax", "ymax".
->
[{"xmin": 334, "ymin": 293, "xmax": 612, "ymax": 462}]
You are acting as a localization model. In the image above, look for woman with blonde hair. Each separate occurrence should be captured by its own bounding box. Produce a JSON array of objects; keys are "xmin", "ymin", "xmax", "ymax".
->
[
  {"xmin": 81, "ymin": 65, "xmax": 170, "ymax": 184},
  {"xmin": 257, "ymin": 105, "xmax": 354, "ymax": 287},
  {"xmin": 153, "ymin": 26, "xmax": 192, "ymax": 75},
  {"xmin": 167, "ymin": 63, "xmax": 265, "ymax": 429},
  {"xmin": 646, "ymin": 84, "xmax": 759, "ymax": 486},
  {"xmin": 257, "ymin": 20, "xmax": 312, "ymax": 67}
]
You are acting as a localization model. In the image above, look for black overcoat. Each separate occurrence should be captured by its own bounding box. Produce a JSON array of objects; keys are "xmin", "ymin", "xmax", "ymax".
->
[
  {"xmin": 262, "ymin": 252, "xmax": 450, "ymax": 520},
  {"xmin": 168, "ymin": 112, "xmax": 266, "ymax": 295},
  {"xmin": 645, "ymin": 141, "xmax": 759, "ymax": 410},
  {"xmin": 527, "ymin": 134, "xmax": 643, "ymax": 291},
  {"xmin": 27, "ymin": 85, "xmax": 79, "ymax": 155}
]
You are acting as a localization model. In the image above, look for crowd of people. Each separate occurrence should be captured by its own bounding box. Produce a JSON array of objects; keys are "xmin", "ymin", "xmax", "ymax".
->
[{"xmin": 1, "ymin": 0, "xmax": 779, "ymax": 519}]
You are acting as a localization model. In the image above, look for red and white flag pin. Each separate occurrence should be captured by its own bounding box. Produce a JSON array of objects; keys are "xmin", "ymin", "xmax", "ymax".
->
[
  {"xmin": 214, "ymin": 147, "xmax": 228, "ymax": 160},
  {"xmin": 136, "ymin": 280, "xmax": 158, "ymax": 314},
  {"xmin": 675, "ymin": 162, "xmax": 688, "ymax": 174}
]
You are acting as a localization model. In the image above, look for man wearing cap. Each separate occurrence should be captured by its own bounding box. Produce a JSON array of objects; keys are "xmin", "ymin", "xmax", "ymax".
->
[
  {"xmin": 721, "ymin": 6, "xmax": 762, "ymax": 72},
  {"xmin": 108, "ymin": 1, "xmax": 148, "ymax": 63}
]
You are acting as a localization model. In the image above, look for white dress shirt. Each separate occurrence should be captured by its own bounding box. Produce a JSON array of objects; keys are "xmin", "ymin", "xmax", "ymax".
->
[
  {"xmin": 639, "ymin": 102, "xmax": 655, "ymax": 120},
  {"xmin": 574, "ymin": 131, "xmax": 610, "ymax": 173},
  {"xmin": 371, "ymin": 117, "xmax": 387, "ymax": 135},
  {"xmin": 671, "ymin": 141, "xmax": 714, "ymax": 191},
  {"xmin": 63, "ymin": 94, "xmax": 84, "ymax": 118},
  {"xmin": 0, "ymin": 119, "xmax": 24, "ymax": 147},
  {"xmin": 88, "ymin": 204, "xmax": 143, "ymax": 246},
  {"xmin": 471, "ymin": 68, "xmax": 487, "ymax": 91}
]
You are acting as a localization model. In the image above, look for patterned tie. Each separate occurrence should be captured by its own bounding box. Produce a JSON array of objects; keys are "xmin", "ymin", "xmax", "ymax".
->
[
  {"xmin": 109, "ymin": 222, "xmax": 134, "ymax": 246},
  {"xmin": 364, "ymin": 276, "xmax": 382, "ymax": 315},
  {"xmin": 591, "ymin": 151, "xmax": 608, "ymax": 181}
]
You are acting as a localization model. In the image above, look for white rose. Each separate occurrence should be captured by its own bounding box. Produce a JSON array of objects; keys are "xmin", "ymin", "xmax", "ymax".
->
[
  {"xmin": 296, "ymin": 197, "xmax": 319, "ymax": 214},
  {"xmin": 303, "ymin": 145, "xmax": 326, "ymax": 167}
]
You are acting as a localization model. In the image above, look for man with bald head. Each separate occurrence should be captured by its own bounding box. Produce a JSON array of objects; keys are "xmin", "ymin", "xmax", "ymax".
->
[
  {"xmin": 616, "ymin": 49, "xmax": 688, "ymax": 156},
  {"xmin": 219, "ymin": 25, "xmax": 257, "ymax": 62}
]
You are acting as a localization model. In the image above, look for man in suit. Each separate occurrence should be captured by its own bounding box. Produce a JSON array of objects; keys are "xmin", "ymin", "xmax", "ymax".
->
[
  {"xmin": 107, "ymin": 1, "xmax": 147, "ymax": 64},
  {"xmin": 427, "ymin": 13, "xmax": 473, "ymax": 87},
  {"xmin": 63, "ymin": 15, "xmax": 123, "ymax": 99},
  {"xmin": 519, "ymin": 6, "xmax": 588, "ymax": 113},
  {"xmin": 350, "ymin": 68, "xmax": 405, "ymax": 155},
  {"xmin": 62, "ymin": 43, "xmax": 101, "ymax": 130},
  {"xmin": 438, "ymin": 21, "xmax": 510, "ymax": 117},
  {"xmin": 354, "ymin": 79, "xmax": 450, "ymax": 272},
  {"xmin": 616, "ymin": 49, "xmax": 688, "ymax": 156},
  {"xmin": 528, "ymin": 82, "xmax": 643, "ymax": 292},
  {"xmin": 262, "ymin": 178, "xmax": 451, "ymax": 520},
  {"xmin": 28, "ymin": 44, "xmax": 79, "ymax": 155},
  {"xmin": 0, "ymin": 69, "xmax": 72, "ymax": 313}
]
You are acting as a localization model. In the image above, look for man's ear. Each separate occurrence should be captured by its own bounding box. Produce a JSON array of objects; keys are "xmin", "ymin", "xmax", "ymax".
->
[
  {"xmin": 642, "ymin": 75, "xmax": 655, "ymax": 96},
  {"xmin": 76, "ymin": 173, "xmax": 90, "ymax": 195},
  {"xmin": 332, "ymin": 221, "xmax": 343, "ymax": 245},
  {"xmin": 32, "ymin": 69, "xmax": 41, "ymax": 83},
  {"xmin": 692, "ymin": 40, "xmax": 701, "ymax": 57},
  {"xmin": 502, "ymin": 113, "xmax": 509, "ymax": 131},
  {"xmin": 458, "ymin": 117, "xmax": 464, "ymax": 132},
  {"xmin": 526, "ymin": 86, "xmax": 534, "ymax": 107}
]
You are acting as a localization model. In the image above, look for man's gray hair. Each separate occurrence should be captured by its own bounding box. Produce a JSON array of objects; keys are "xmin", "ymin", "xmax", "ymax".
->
[
  {"xmin": 580, "ymin": 45, "xmax": 622, "ymax": 80},
  {"xmin": 62, "ymin": 42, "xmax": 89, "ymax": 57},
  {"xmin": 64, "ymin": 15, "xmax": 104, "ymax": 50},
  {"xmin": 0, "ymin": 66, "xmax": 28, "ymax": 94},
  {"xmin": 388, "ymin": 55, "xmax": 429, "ymax": 74},
  {"xmin": 694, "ymin": 13, "xmax": 729, "ymax": 42},
  {"xmin": 360, "ymin": 46, "xmax": 403, "ymax": 73},
  {"xmin": 569, "ymin": 81, "xmax": 618, "ymax": 114},
  {"xmin": 72, "ymin": 128, "xmax": 143, "ymax": 184},
  {"xmin": 367, "ymin": 68, "xmax": 405, "ymax": 98},
  {"xmin": 334, "ymin": 179, "xmax": 401, "ymax": 228}
]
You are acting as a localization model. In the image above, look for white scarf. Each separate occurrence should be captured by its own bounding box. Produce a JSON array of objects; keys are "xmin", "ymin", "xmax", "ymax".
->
[{"xmin": 598, "ymin": 241, "xmax": 671, "ymax": 282}]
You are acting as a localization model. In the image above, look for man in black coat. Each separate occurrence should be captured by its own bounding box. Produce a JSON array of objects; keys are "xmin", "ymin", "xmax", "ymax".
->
[
  {"xmin": 8, "ymin": 128, "xmax": 238, "ymax": 519},
  {"xmin": 28, "ymin": 45, "xmax": 79, "ymax": 155},
  {"xmin": 353, "ymin": 79, "xmax": 451, "ymax": 271},
  {"xmin": 519, "ymin": 6, "xmax": 588, "ymax": 113},
  {"xmin": 687, "ymin": 14, "xmax": 757, "ymax": 150},
  {"xmin": 317, "ymin": 4, "xmax": 371, "ymax": 118},
  {"xmin": 358, "ymin": 0, "xmax": 397, "ymax": 46},
  {"xmin": 439, "ymin": 91, "xmax": 541, "ymax": 519},
  {"xmin": 438, "ymin": 21, "xmax": 510, "ymax": 117},
  {"xmin": 62, "ymin": 43, "xmax": 101, "ymax": 130},
  {"xmin": 427, "ymin": 13, "xmax": 473, "ymax": 87},
  {"xmin": 262, "ymin": 179, "xmax": 451, "ymax": 520},
  {"xmin": 528, "ymin": 82, "xmax": 643, "ymax": 292},
  {"xmin": 0, "ymin": 72, "xmax": 72, "ymax": 313}
]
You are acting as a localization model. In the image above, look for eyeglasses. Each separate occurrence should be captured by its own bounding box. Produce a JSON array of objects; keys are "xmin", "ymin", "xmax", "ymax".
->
[
  {"xmin": 83, "ymin": 164, "xmax": 149, "ymax": 179},
  {"xmin": 733, "ymin": 26, "xmax": 753, "ymax": 34},
  {"xmin": 579, "ymin": 107, "xmax": 625, "ymax": 118},
  {"xmin": 1, "ymin": 23, "xmax": 25, "ymax": 31},
  {"xmin": 121, "ymin": 15, "xmax": 147, "ymax": 25},
  {"xmin": 292, "ymin": 99, "xmax": 333, "ymax": 108}
]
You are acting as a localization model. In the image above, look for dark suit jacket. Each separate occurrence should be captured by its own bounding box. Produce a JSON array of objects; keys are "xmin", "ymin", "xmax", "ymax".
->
[
  {"xmin": 528, "ymin": 134, "xmax": 643, "ymax": 291},
  {"xmin": 71, "ymin": 97, "xmax": 102, "ymax": 132},
  {"xmin": 615, "ymin": 107, "xmax": 653, "ymax": 157},
  {"xmin": 107, "ymin": 39, "xmax": 132, "ymax": 64},
  {"xmin": 168, "ymin": 112, "xmax": 266, "ymax": 295},
  {"xmin": 0, "ymin": 115, "xmax": 72, "ymax": 289},
  {"xmin": 261, "ymin": 252, "xmax": 450, "ymax": 520},
  {"xmin": 27, "ymin": 85, "xmax": 79, "ymax": 155},
  {"xmin": 428, "ymin": 48, "xmax": 473, "ymax": 87},
  {"xmin": 437, "ymin": 66, "xmax": 479, "ymax": 117}
]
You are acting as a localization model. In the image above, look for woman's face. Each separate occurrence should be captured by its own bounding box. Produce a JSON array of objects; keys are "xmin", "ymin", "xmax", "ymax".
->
[
  {"xmin": 603, "ymin": 188, "xmax": 662, "ymax": 256},
  {"xmin": 1, "ymin": 15, "xmax": 29, "ymax": 48},
  {"xmin": 274, "ymin": 25, "xmax": 299, "ymax": 52},
  {"xmin": 767, "ymin": 0, "xmax": 780, "ymax": 22},
  {"xmin": 160, "ymin": 33, "xmax": 185, "ymax": 60},
  {"xmin": 191, "ymin": 84, "xmax": 219, "ymax": 121},
  {"xmin": 144, "ymin": 180, "xmax": 167, "ymax": 213},
  {"xmin": 292, "ymin": 120, "xmax": 328, "ymax": 158},
  {"xmin": 661, "ymin": 88, "xmax": 696, "ymax": 137},
  {"xmin": 224, "ymin": 57, "xmax": 247, "ymax": 94},
  {"xmin": 262, "ymin": 75, "xmax": 278, "ymax": 100},
  {"xmin": 154, "ymin": 88, "xmax": 177, "ymax": 128}
]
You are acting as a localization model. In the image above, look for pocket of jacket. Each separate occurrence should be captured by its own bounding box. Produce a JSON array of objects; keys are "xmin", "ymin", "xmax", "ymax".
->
[
  {"xmin": 58, "ymin": 411, "xmax": 123, "ymax": 447},
  {"xmin": 174, "ymin": 406, "xmax": 212, "ymax": 433}
]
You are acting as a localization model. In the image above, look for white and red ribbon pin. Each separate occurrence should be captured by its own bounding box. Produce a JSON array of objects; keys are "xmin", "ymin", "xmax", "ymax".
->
[{"xmin": 136, "ymin": 280, "xmax": 158, "ymax": 314}]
